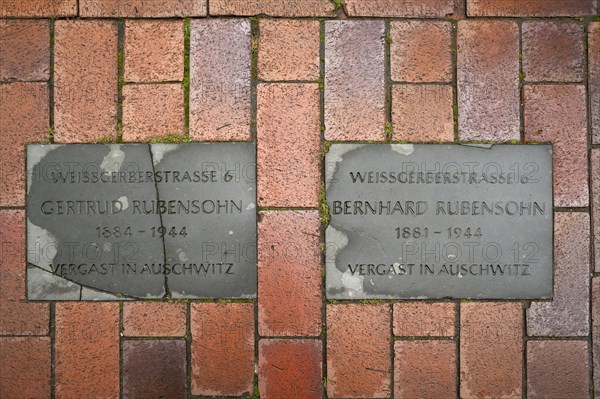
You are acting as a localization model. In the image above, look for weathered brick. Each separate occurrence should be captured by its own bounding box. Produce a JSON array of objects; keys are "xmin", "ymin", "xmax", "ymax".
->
[
  {"xmin": 393, "ymin": 302, "xmax": 455, "ymax": 336},
  {"xmin": 593, "ymin": 150, "xmax": 600, "ymax": 271},
  {"xmin": 527, "ymin": 340, "xmax": 590, "ymax": 399},
  {"xmin": 593, "ymin": 278, "xmax": 600, "ymax": 391},
  {"xmin": 325, "ymin": 20, "xmax": 386, "ymax": 141},
  {"xmin": 590, "ymin": 23, "xmax": 600, "ymax": 144},
  {"xmin": 54, "ymin": 20, "xmax": 118, "ymax": 143},
  {"xmin": 0, "ymin": 0, "xmax": 76, "ymax": 17},
  {"xmin": 0, "ymin": 337, "xmax": 51, "ymax": 399},
  {"xmin": 80, "ymin": 0, "xmax": 206, "ymax": 17},
  {"xmin": 210, "ymin": 0, "xmax": 335, "ymax": 16},
  {"xmin": 0, "ymin": 82, "xmax": 49, "ymax": 206},
  {"xmin": 0, "ymin": 210, "xmax": 49, "ymax": 336},
  {"xmin": 123, "ymin": 340, "xmax": 186, "ymax": 399},
  {"xmin": 190, "ymin": 19, "xmax": 251, "ymax": 141},
  {"xmin": 124, "ymin": 20, "xmax": 184, "ymax": 83},
  {"xmin": 55, "ymin": 303, "xmax": 120, "ymax": 399},
  {"xmin": 392, "ymin": 85, "xmax": 454, "ymax": 142},
  {"xmin": 527, "ymin": 212, "xmax": 590, "ymax": 336},
  {"xmin": 345, "ymin": 0, "xmax": 454, "ymax": 17},
  {"xmin": 394, "ymin": 340, "xmax": 456, "ymax": 399},
  {"xmin": 327, "ymin": 304, "xmax": 391, "ymax": 398},
  {"xmin": 524, "ymin": 85, "xmax": 588, "ymax": 207},
  {"xmin": 258, "ymin": 211, "xmax": 321, "ymax": 336},
  {"xmin": 191, "ymin": 303, "xmax": 254, "ymax": 396},
  {"xmin": 522, "ymin": 21, "xmax": 584, "ymax": 82},
  {"xmin": 457, "ymin": 21, "xmax": 520, "ymax": 141},
  {"xmin": 122, "ymin": 84, "xmax": 184, "ymax": 142},
  {"xmin": 123, "ymin": 302, "xmax": 186, "ymax": 337},
  {"xmin": 258, "ymin": 19, "xmax": 320, "ymax": 81},
  {"xmin": 259, "ymin": 339, "xmax": 323, "ymax": 398},
  {"xmin": 468, "ymin": 0, "xmax": 597, "ymax": 16},
  {"xmin": 0, "ymin": 20, "xmax": 49, "ymax": 81},
  {"xmin": 460, "ymin": 302, "xmax": 522, "ymax": 399},
  {"xmin": 257, "ymin": 84, "xmax": 320, "ymax": 207},
  {"xmin": 390, "ymin": 20, "xmax": 452, "ymax": 83}
]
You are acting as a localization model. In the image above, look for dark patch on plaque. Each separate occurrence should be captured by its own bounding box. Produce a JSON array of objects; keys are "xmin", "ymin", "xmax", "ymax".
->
[
  {"xmin": 26, "ymin": 143, "xmax": 257, "ymax": 300},
  {"xmin": 325, "ymin": 144, "xmax": 553, "ymax": 299}
]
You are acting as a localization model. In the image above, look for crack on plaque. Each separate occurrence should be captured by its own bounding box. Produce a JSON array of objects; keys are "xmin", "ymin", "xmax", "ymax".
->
[
  {"xmin": 331, "ymin": 221, "xmax": 387, "ymax": 256},
  {"xmin": 148, "ymin": 143, "xmax": 170, "ymax": 299}
]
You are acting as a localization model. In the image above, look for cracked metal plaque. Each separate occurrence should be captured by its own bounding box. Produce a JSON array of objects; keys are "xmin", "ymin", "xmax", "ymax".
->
[
  {"xmin": 26, "ymin": 143, "xmax": 257, "ymax": 300},
  {"xmin": 325, "ymin": 144, "xmax": 553, "ymax": 299}
]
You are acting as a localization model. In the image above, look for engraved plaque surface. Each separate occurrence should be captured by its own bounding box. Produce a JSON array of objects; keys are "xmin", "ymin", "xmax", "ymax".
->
[
  {"xmin": 26, "ymin": 143, "xmax": 257, "ymax": 300},
  {"xmin": 325, "ymin": 144, "xmax": 553, "ymax": 299}
]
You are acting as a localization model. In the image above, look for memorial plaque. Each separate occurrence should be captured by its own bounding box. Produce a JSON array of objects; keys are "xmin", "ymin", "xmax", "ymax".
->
[
  {"xmin": 325, "ymin": 144, "xmax": 553, "ymax": 299},
  {"xmin": 26, "ymin": 143, "xmax": 257, "ymax": 300}
]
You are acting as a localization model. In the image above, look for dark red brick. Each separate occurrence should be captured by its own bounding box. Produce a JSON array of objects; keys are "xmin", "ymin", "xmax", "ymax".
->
[
  {"xmin": 191, "ymin": 303, "xmax": 254, "ymax": 396},
  {"xmin": 522, "ymin": 21, "xmax": 584, "ymax": 82},
  {"xmin": 593, "ymin": 150, "xmax": 600, "ymax": 271},
  {"xmin": 55, "ymin": 303, "xmax": 120, "ymax": 399},
  {"xmin": 468, "ymin": 0, "xmax": 597, "ymax": 16},
  {"xmin": 593, "ymin": 278, "xmax": 600, "ymax": 391},
  {"xmin": 210, "ymin": 0, "xmax": 335, "ymax": 16},
  {"xmin": 393, "ymin": 302, "xmax": 455, "ymax": 336},
  {"xmin": 0, "ymin": 82, "xmax": 48, "ymax": 206},
  {"xmin": 458, "ymin": 20, "xmax": 520, "ymax": 141},
  {"xmin": 123, "ymin": 340, "xmax": 186, "ymax": 399},
  {"xmin": 54, "ymin": 20, "xmax": 118, "ymax": 143},
  {"xmin": 524, "ymin": 85, "xmax": 588, "ymax": 207},
  {"xmin": 190, "ymin": 19, "xmax": 251, "ymax": 141},
  {"xmin": 0, "ymin": 337, "xmax": 51, "ymax": 399},
  {"xmin": 590, "ymin": 22, "xmax": 600, "ymax": 144},
  {"xmin": 257, "ymin": 84, "xmax": 321, "ymax": 207},
  {"xmin": 345, "ymin": 0, "xmax": 454, "ymax": 17},
  {"xmin": 123, "ymin": 302, "xmax": 186, "ymax": 337},
  {"xmin": 325, "ymin": 20, "xmax": 386, "ymax": 141},
  {"xmin": 460, "ymin": 302, "xmax": 522, "ymax": 399},
  {"xmin": 80, "ymin": 0, "xmax": 206, "ymax": 17},
  {"xmin": 327, "ymin": 304, "xmax": 391, "ymax": 398},
  {"xmin": 394, "ymin": 340, "xmax": 456, "ymax": 399},
  {"xmin": 259, "ymin": 339, "xmax": 323, "ymax": 398},
  {"xmin": 258, "ymin": 211, "xmax": 322, "ymax": 336},
  {"xmin": 527, "ymin": 340, "xmax": 590, "ymax": 399},
  {"xmin": 527, "ymin": 212, "xmax": 590, "ymax": 336},
  {"xmin": 0, "ymin": 20, "xmax": 49, "ymax": 81},
  {"xmin": 0, "ymin": 0, "xmax": 77, "ymax": 17}
]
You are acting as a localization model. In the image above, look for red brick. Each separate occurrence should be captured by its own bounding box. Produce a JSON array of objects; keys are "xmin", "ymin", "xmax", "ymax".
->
[
  {"xmin": 392, "ymin": 85, "xmax": 454, "ymax": 142},
  {"xmin": 80, "ymin": 0, "xmax": 206, "ymax": 17},
  {"xmin": 258, "ymin": 211, "xmax": 321, "ymax": 336},
  {"xmin": 191, "ymin": 303, "xmax": 254, "ymax": 396},
  {"xmin": 0, "ymin": 82, "xmax": 48, "ymax": 206},
  {"xmin": 0, "ymin": 0, "xmax": 76, "ymax": 17},
  {"xmin": 0, "ymin": 20, "xmax": 49, "ymax": 81},
  {"xmin": 54, "ymin": 20, "xmax": 118, "ymax": 143},
  {"xmin": 390, "ymin": 20, "xmax": 452, "ymax": 83},
  {"xmin": 210, "ymin": 0, "xmax": 335, "ymax": 16},
  {"xmin": 522, "ymin": 21, "xmax": 584, "ymax": 82},
  {"xmin": 0, "ymin": 210, "xmax": 49, "ymax": 336},
  {"xmin": 394, "ymin": 340, "xmax": 456, "ymax": 399},
  {"xmin": 190, "ymin": 19, "xmax": 251, "ymax": 141},
  {"xmin": 259, "ymin": 339, "xmax": 323, "ymax": 398},
  {"xmin": 123, "ymin": 340, "xmax": 186, "ymax": 399},
  {"xmin": 327, "ymin": 304, "xmax": 391, "ymax": 398},
  {"xmin": 124, "ymin": 20, "xmax": 184, "ymax": 83},
  {"xmin": 468, "ymin": 0, "xmax": 597, "ymax": 16},
  {"xmin": 460, "ymin": 302, "xmax": 522, "ymax": 399},
  {"xmin": 593, "ymin": 278, "xmax": 600, "ymax": 391},
  {"xmin": 0, "ymin": 337, "xmax": 50, "ymax": 399},
  {"xmin": 325, "ymin": 20, "xmax": 386, "ymax": 141},
  {"xmin": 122, "ymin": 84, "xmax": 184, "ymax": 142},
  {"xmin": 527, "ymin": 340, "xmax": 590, "ymax": 399},
  {"xmin": 258, "ymin": 19, "xmax": 320, "ymax": 81},
  {"xmin": 593, "ymin": 150, "xmax": 600, "ymax": 271},
  {"xmin": 590, "ymin": 23, "xmax": 600, "ymax": 144},
  {"xmin": 345, "ymin": 0, "xmax": 454, "ymax": 17},
  {"xmin": 257, "ymin": 84, "xmax": 320, "ymax": 207},
  {"xmin": 527, "ymin": 212, "xmax": 590, "ymax": 336},
  {"xmin": 393, "ymin": 302, "xmax": 455, "ymax": 336},
  {"xmin": 457, "ymin": 21, "xmax": 520, "ymax": 141},
  {"xmin": 123, "ymin": 302, "xmax": 186, "ymax": 337},
  {"xmin": 55, "ymin": 303, "xmax": 120, "ymax": 399},
  {"xmin": 524, "ymin": 85, "xmax": 588, "ymax": 207}
]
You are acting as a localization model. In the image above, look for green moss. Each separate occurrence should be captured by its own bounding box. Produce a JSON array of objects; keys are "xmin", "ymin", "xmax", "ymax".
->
[
  {"xmin": 321, "ymin": 140, "xmax": 332, "ymax": 157},
  {"xmin": 317, "ymin": 76, "xmax": 324, "ymax": 90},
  {"xmin": 319, "ymin": 182, "xmax": 330, "ymax": 227},
  {"xmin": 385, "ymin": 31, "xmax": 391, "ymax": 45},
  {"xmin": 147, "ymin": 134, "xmax": 190, "ymax": 143},
  {"xmin": 385, "ymin": 122, "xmax": 393, "ymax": 140},
  {"xmin": 92, "ymin": 136, "xmax": 115, "ymax": 144},
  {"xmin": 252, "ymin": 382, "xmax": 260, "ymax": 399},
  {"xmin": 48, "ymin": 126, "xmax": 55, "ymax": 143},
  {"xmin": 333, "ymin": 0, "xmax": 344, "ymax": 10}
]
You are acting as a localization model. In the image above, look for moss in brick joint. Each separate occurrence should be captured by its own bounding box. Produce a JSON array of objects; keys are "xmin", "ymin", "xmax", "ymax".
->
[
  {"xmin": 183, "ymin": 19, "xmax": 191, "ymax": 138},
  {"xmin": 250, "ymin": 17, "xmax": 259, "ymax": 80},
  {"xmin": 147, "ymin": 134, "xmax": 191, "ymax": 144},
  {"xmin": 319, "ymin": 183, "xmax": 331, "ymax": 227},
  {"xmin": 332, "ymin": 0, "xmax": 344, "ymax": 10}
]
